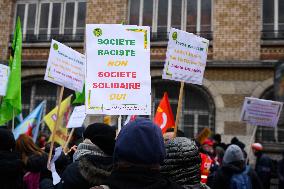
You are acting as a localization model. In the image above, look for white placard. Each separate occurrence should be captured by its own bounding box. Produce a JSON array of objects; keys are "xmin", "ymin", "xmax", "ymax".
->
[
  {"xmin": 0, "ymin": 64, "xmax": 10, "ymax": 96},
  {"xmin": 44, "ymin": 40, "xmax": 85, "ymax": 92},
  {"xmin": 86, "ymin": 24, "xmax": 151, "ymax": 115},
  {"xmin": 66, "ymin": 105, "xmax": 86, "ymax": 128},
  {"xmin": 240, "ymin": 97, "xmax": 283, "ymax": 127},
  {"xmin": 50, "ymin": 147, "xmax": 62, "ymax": 185},
  {"xmin": 162, "ymin": 28, "xmax": 209, "ymax": 85}
]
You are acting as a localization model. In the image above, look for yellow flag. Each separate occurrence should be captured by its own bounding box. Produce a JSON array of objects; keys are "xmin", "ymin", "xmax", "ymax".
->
[
  {"xmin": 44, "ymin": 95, "xmax": 72, "ymax": 146},
  {"xmin": 196, "ymin": 128, "xmax": 212, "ymax": 144},
  {"xmin": 103, "ymin": 115, "xmax": 111, "ymax": 125}
]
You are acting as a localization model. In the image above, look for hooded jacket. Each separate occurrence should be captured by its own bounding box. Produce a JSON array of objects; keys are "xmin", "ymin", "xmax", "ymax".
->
[{"xmin": 0, "ymin": 150, "xmax": 24, "ymax": 189}]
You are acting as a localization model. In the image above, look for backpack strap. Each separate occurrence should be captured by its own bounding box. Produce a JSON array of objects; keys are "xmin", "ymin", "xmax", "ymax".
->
[{"xmin": 244, "ymin": 165, "xmax": 252, "ymax": 176}]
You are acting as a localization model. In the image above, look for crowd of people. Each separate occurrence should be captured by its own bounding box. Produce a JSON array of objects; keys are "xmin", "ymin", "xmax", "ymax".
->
[{"xmin": 0, "ymin": 117, "xmax": 283, "ymax": 189}]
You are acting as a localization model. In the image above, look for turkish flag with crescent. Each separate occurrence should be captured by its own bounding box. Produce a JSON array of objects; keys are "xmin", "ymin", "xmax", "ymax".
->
[{"xmin": 154, "ymin": 92, "xmax": 175, "ymax": 134}]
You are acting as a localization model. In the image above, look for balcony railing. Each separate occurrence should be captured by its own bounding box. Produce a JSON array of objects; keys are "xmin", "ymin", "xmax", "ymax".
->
[
  {"xmin": 10, "ymin": 34, "xmax": 84, "ymax": 43},
  {"xmin": 151, "ymin": 31, "xmax": 213, "ymax": 42},
  {"xmin": 10, "ymin": 31, "xmax": 212, "ymax": 44},
  {"xmin": 262, "ymin": 30, "xmax": 284, "ymax": 40}
]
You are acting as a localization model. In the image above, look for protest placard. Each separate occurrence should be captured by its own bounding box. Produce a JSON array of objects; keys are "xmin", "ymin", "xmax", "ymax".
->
[
  {"xmin": 66, "ymin": 105, "xmax": 86, "ymax": 128},
  {"xmin": 86, "ymin": 24, "xmax": 151, "ymax": 115},
  {"xmin": 162, "ymin": 28, "xmax": 209, "ymax": 85},
  {"xmin": 44, "ymin": 39, "xmax": 85, "ymax": 165},
  {"xmin": 240, "ymin": 97, "xmax": 283, "ymax": 127},
  {"xmin": 162, "ymin": 28, "xmax": 209, "ymax": 137},
  {"xmin": 44, "ymin": 40, "xmax": 85, "ymax": 92},
  {"xmin": 0, "ymin": 64, "xmax": 10, "ymax": 96},
  {"xmin": 196, "ymin": 128, "xmax": 212, "ymax": 144}
]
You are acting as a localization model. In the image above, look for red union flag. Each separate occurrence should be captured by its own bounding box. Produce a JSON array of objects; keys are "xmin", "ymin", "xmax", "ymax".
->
[{"xmin": 154, "ymin": 92, "xmax": 175, "ymax": 134}]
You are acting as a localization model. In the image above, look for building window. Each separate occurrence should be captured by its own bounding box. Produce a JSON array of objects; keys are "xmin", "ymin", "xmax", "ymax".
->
[
  {"xmin": 262, "ymin": 0, "xmax": 284, "ymax": 39},
  {"xmin": 14, "ymin": 0, "xmax": 86, "ymax": 42},
  {"xmin": 22, "ymin": 79, "xmax": 73, "ymax": 131},
  {"xmin": 22, "ymin": 80, "xmax": 58, "ymax": 118},
  {"xmin": 152, "ymin": 80, "xmax": 215, "ymax": 138},
  {"xmin": 128, "ymin": 0, "xmax": 212, "ymax": 41},
  {"xmin": 256, "ymin": 86, "xmax": 284, "ymax": 143}
]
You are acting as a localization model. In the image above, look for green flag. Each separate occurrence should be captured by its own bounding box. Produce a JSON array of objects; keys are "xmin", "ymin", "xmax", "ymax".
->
[
  {"xmin": 72, "ymin": 84, "xmax": 85, "ymax": 104},
  {"xmin": 0, "ymin": 17, "xmax": 22, "ymax": 126}
]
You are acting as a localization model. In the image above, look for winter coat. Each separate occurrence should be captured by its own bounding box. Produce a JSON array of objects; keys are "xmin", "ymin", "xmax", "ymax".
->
[
  {"xmin": 183, "ymin": 184, "xmax": 210, "ymax": 189},
  {"xmin": 0, "ymin": 150, "xmax": 24, "ymax": 189},
  {"xmin": 207, "ymin": 164, "xmax": 262, "ymax": 189},
  {"xmin": 105, "ymin": 166, "xmax": 183, "ymax": 189},
  {"xmin": 25, "ymin": 153, "xmax": 51, "ymax": 181},
  {"xmin": 200, "ymin": 153, "xmax": 213, "ymax": 184},
  {"xmin": 56, "ymin": 141, "xmax": 113, "ymax": 189},
  {"xmin": 255, "ymin": 153, "xmax": 272, "ymax": 189},
  {"xmin": 54, "ymin": 152, "xmax": 72, "ymax": 176},
  {"xmin": 278, "ymin": 158, "xmax": 284, "ymax": 189}
]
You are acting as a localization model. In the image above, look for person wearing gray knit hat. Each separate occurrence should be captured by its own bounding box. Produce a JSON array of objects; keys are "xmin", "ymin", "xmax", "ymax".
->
[
  {"xmin": 207, "ymin": 144, "xmax": 263, "ymax": 189},
  {"xmin": 223, "ymin": 144, "xmax": 244, "ymax": 165},
  {"xmin": 162, "ymin": 137, "xmax": 209, "ymax": 189}
]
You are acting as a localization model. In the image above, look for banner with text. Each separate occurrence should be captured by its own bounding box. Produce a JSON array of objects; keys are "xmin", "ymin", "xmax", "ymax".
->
[
  {"xmin": 44, "ymin": 40, "xmax": 85, "ymax": 92},
  {"xmin": 0, "ymin": 64, "xmax": 10, "ymax": 96},
  {"xmin": 163, "ymin": 28, "xmax": 209, "ymax": 85},
  {"xmin": 66, "ymin": 105, "xmax": 86, "ymax": 128},
  {"xmin": 240, "ymin": 97, "xmax": 283, "ymax": 127},
  {"xmin": 86, "ymin": 24, "xmax": 151, "ymax": 115}
]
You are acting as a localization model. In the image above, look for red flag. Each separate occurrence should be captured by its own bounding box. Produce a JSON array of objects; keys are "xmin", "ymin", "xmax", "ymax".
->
[
  {"xmin": 154, "ymin": 92, "xmax": 175, "ymax": 134},
  {"xmin": 124, "ymin": 115, "xmax": 137, "ymax": 125}
]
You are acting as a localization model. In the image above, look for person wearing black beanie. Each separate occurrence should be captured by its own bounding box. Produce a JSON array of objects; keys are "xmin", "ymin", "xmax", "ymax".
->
[
  {"xmin": 0, "ymin": 128, "xmax": 24, "ymax": 189},
  {"xmin": 57, "ymin": 123, "xmax": 116, "ymax": 189},
  {"xmin": 82, "ymin": 123, "xmax": 116, "ymax": 156}
]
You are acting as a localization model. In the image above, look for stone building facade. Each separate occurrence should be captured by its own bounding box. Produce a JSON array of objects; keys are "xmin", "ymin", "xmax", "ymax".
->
[{"xmin": 0, "ymin": 0, "xmax": 283, "ymax": 158}]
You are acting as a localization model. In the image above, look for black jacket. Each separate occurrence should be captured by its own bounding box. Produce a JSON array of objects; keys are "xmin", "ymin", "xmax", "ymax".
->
[
  {"xmin": 207, "ymin": 164, "xmax": 263, "ymax": 189},
  {"xmin": 25, "ymin": 153, "xmax": 52, "ymax": 181},
  {"xmin": 56, "ymin": 155, "xmax": 113, "ymax": 189},
  {"xmin": 255, "ymin": 153, "xmax": 272, "ymax": 189},
  {"xmin": 106, "ymin": 166, "xmax": 183, "ymax": 189},
  {"xmin": 0, "ymin": 150, "xmax": 24, "ymax": 189}
]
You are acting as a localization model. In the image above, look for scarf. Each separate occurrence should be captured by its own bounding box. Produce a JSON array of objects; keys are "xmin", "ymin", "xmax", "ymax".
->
[{"xmin": 73, "ymin": 139, "xmax": 107, "ymax": 162}]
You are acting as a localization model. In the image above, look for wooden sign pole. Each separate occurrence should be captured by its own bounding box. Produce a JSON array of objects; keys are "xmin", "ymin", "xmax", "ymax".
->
[
  {"xmin": 118, "ymin": 115, "xmax": 122, "ymax": 133},
  {"xmin": 12, "ymin": 109, "xmax": 15, "ymax": 131},
  {"xmin": 47, "ymin": 86, "xmax": 64, "ymax": 167},
  {"xmin": 246, "ymin": 125, "xmax": 258, "ymax": 164},
  {"xmin": 174, "ymin": 82, "xmax": 184, "ymax": 137},
  {"xmin": 63, "ymin": 128, "xmax": 75, "ymax": 154}
]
